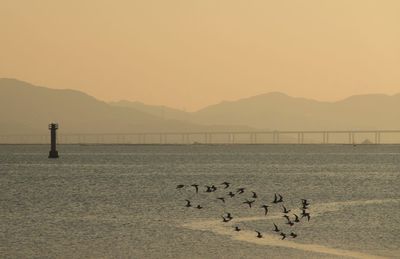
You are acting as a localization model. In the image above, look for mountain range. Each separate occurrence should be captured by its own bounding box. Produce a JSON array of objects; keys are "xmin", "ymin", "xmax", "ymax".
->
[
  {"xmin": 1, "ymin": 78, "xmax": 399, "ymax": 134},
  {"xmin": 111, "ymin": 92, "xmax": 400, "ymax": 131}
]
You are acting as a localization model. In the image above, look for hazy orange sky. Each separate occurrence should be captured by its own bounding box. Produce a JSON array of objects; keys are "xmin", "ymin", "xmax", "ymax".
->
[{"xmin": 1, "ymin": 0, "xmax": 399, "ymax": 111}]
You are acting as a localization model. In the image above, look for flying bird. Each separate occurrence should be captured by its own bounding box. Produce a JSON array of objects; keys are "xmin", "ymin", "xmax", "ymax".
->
[
  {"xmin": 228, "ymin": 192, "xmax": 235, "ymax": 198},
  {"xmin": 217, "ymin": 197, "xmax": 225, "ymax": 203},
  {"xmin": 277, "ymin": 194, "xmax": 283, "ymax": 203},
  {"xmin": 196, "ymin": 205, "xmax": 203, "ymax": 209},
  {"xmin": 273, "ymin": 223, "xmax": 280, "ymax": 232},
  {"xmin": 285, "ymin": 220, "xmax": 294, "ymax": 226},
  {"xmin": 261, "ymin": 205, "xmax": 269, "ymax": 215},
  {"xmin": 221, "ymin": 182, "xmax": 230, "ymax": 189},
  {"xmin": 191, "ymin": 184, "xmax": 199, "ymax": 193},
  {"xmin": 221, "ymin": 216, "xmax": 231, "ymax": 222},
  {"xmin": 243, "ymin": 199, "xmax": 255, "ymax": 208},
  {"xmin": 225, "ymin": 213, "xmax": 233, "ymax": 220},
  {"xmin": 252, "ymin": 191, "xmax": 258, "ymax": 199},
  {"xmin": 302, "ymin": 212, "xmax": 311, "ymax": 221},
  {"xmin": 236, "ymin": 188, "xmax": 245, "ymax": 194},
  {"xmin": 301, "ymin": 199, "xmax": 310, "ymax": 206},
  {"xmin": 301, "ymin": 203, "xmax": 310, "ymax": 210},
  {"xmin": 234, "ymin": 226, "xmax": 241, "ymax": 232},
  {"xmin": 300, "ymin": 209, "xmax": 311, "ymax": 221},
  {"xmin": 273, "ymin": 193, "xmax": 283, "ymax": 203},
  {"xmin": 293, "ymin": 214, "xmax": 300, "ymax": 222},
  {"xmin": 290, "ymin": 232, "xmax": 298, "ymax": 238},
  {"xmin": 280, "ymin": 232, "xmax": 286, "ymax": 240},
  {"xmin": 283, "ymin": 215, "xmax": 294, "ymax": 226},
  {"xmin": 256, "ymin": 231, "xmax": 263, "ymax": 238},
  {"xmin": 282, "ymin": 205, "xmax": 291, "ymax": 214},
  {"xmin": 185, "ymin": 200, "xmax": 192, "ymax": 207},
  {"xmin": 176, "ymin": 184, "xmax": 185, "ymax": 189},
  {"xmin": 273, "ymin": 193, "xmax": 278, "ymax": 204}
]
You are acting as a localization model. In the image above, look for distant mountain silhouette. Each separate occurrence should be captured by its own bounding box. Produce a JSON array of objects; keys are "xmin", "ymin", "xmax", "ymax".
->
[
  {"xmin": 1, "ymin": 78, "xmax": 399, "ymax": 134},
  {"xmin": 115, "ymin": 92, "xmax": 400, "ymax": 131},
  {"xmin": 0, "ymin": 79, "xmax": 250, "ymax": 134},
  {"xmin": 110, "ymin": 100, "xmax": 190, "ymax": 121}
]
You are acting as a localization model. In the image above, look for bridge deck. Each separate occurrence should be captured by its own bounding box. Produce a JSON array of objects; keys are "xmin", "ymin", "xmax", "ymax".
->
[{"xmin": 1, "ymin": 130, "xmax": 400, "ymax": 144}]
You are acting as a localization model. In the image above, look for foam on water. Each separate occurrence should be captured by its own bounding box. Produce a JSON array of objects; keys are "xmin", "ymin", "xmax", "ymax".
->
[{"xmin": 183, "ymin": 199, "xmax": 400, "ymax": 259}]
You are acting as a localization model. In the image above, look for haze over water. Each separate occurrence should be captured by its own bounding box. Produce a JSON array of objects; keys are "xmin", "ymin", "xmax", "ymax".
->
[{"xmin": 1, "ymin": 144, "xmax": 399, "ymax": 258}]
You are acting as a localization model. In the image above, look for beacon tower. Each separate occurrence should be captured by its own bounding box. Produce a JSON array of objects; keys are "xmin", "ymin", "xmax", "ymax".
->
[{"xmin": 48, "ymin": 123, "xmax": 59, "ymax": 158}]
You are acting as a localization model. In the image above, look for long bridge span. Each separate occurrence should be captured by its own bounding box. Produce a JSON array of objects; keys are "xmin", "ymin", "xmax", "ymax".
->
[{"xmin": 1, "ymin": 130, "xmax": 400, "ymax": 144}]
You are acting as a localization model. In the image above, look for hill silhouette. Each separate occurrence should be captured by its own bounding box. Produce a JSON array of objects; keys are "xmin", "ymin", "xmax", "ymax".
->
[
  {"xmin": 1, "ymin": 78, "xmax": 399, "ymax": 134},
  {"xmin": 190, "ymin": 92, "xmax": 400, "ymax": 130},
  {"xmin": 110, "ymin": 100, "xmax": 190, "ymax": 121},
  {"xmin": 0, "ymin": 79, "xmax": 250, "ymax": 134},
  {"xmin": 115, "ymin": 92, "xmax": 400, "ymax": 131}
]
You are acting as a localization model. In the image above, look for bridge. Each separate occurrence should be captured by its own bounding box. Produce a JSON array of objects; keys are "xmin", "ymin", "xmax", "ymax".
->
[{"xmin": 1, "ymin": 130, "xmax": 400, "ymax": 144}]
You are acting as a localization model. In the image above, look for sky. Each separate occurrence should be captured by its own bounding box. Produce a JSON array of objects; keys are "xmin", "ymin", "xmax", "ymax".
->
[{"xmin": 1, "ymin": 0, "xmax": 399, "ymax": 111}]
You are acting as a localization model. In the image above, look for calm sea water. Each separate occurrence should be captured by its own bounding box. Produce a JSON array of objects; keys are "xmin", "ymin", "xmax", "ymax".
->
[{"xmin": 1, "ymin": 144, "xmax": 399, "ymax": 259}]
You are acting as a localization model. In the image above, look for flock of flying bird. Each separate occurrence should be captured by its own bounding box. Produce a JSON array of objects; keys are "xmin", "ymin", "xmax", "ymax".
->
[{"xmin": 176, "ymin": 182, "xmax": 311, "ymax": 240}]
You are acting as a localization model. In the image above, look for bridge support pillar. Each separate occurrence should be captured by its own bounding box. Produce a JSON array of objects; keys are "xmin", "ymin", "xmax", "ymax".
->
[
  {"xmin": 272, "ymin": 131, "xmax": 280, "ymax": 144},
  {"xmin": 375, "ymin": 132, "xmax": 381, "ymax": 144},
  {"xmin": 250, "ymin": 133, "xmax": 257, "ymax": 144},
  {"xmin": 230, "ymin": 134, "xmax": 235, "ymax": 144}
]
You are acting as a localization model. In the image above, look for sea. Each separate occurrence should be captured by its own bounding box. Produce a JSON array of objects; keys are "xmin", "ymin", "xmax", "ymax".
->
[{"xmin": 1, "ymin": 144, "xmax": 399, "ymax": 259}]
